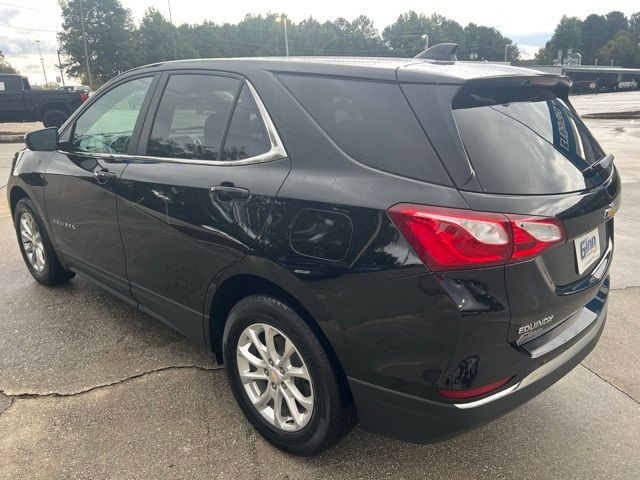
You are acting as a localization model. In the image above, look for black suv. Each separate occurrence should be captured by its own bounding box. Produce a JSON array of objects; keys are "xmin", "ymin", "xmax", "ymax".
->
[{"xmin": 7, "ymin": 46, "xmax": 619, "ymax": 456}]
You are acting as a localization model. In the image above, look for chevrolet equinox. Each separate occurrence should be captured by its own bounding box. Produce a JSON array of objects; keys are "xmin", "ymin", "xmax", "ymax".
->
[{"xmin": 8, "ymin": 44, "xmax": 620, "ymax": 455}]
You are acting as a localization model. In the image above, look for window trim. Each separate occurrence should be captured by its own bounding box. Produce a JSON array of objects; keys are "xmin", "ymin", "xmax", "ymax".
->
[
  {"xmin": 58, "ymin": 73, "xmax": 287, "ymax": 167},
  {"xmin": 136, "ymin": 76, "xmax": 287, "ymax": 166}
]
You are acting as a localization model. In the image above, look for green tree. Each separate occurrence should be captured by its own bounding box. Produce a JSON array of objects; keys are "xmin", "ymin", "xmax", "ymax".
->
[
  {"xmin": 605, "ymin": 11, "xmax": 628, "ymax": 38},
  {"xmin": 383, "ymin": 11, "xmax": 465, "ymax": 57},
  {"xmin": 136, "ymin": 8, "xmax": 197, "ymax": 64},
  {"xmin": 597, "ymin": 30, "xmax": 640, "ymax": 67},
  {"xmin": 58, "ymin": 0, "xmax": 137, "ymax": 87},
  {"xmin": 0, "ymin": 52, "xmax": 18, "ymax": 74},
  {"xmin": 581, "ymin": 14, "xmax": 608, "ymax": 64},
  {"xmin": 629, "ymin": 12, "xmax": 640, "ymax": 40},
  {"xmin": 320, "ymin": 15, "xmax": 388, "ymax": 56},
  {"xmin": 536, "ymin": 15, "xmax": 582, "ymax": 63},
  {"xmin": 462, "ymin": 23, "xmax": 519, "ymax": 61}
]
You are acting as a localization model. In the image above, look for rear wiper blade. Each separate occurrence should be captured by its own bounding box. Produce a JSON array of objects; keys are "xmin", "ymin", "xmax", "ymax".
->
[{"xmin": 582, "ymin": 153, "xmax": 614, "ymax": 174}]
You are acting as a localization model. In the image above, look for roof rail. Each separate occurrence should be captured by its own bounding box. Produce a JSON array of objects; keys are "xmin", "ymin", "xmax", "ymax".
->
[{"xmin": 414, "ymin": 43, "xmax": 459, "ymax": 61}]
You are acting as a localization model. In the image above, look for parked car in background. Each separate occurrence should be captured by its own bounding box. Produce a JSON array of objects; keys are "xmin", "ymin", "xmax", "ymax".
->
[
  {"xmin": 57, "ymin": 85, "xmax": 92, "ymax": 94},
  {"xmin": 0, "ymin": 74, "xmax": 88, "ymax": 127},
  {"xmin": 617, "ymin": 79, "xmax": 638, "ymax": 91},
  {"xmin": 7, "ymin": 45, "xmax": 619, "ymax": 455}
]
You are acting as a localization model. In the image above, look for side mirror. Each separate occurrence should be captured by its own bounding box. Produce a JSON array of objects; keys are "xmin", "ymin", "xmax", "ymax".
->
[{"xmin": 25, "ymin": 127, "xmax": 59, "ymax": 152}]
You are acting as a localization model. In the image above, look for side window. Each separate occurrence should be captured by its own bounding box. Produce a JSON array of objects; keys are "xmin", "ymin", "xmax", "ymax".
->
[
  {"xmin": 147, "ymin": 75, "xmax": 240, "ymax": 160},
  {"xmin": 278, "ymin": 74, "xmax": 451, "ymax": 184},
  {"xmin": 71, "ymin": 77, "xmax": 152, "ymax": 154},
  {"xmin": 220, "ymin": 85, "xmax": 271, "ymax": 160}
]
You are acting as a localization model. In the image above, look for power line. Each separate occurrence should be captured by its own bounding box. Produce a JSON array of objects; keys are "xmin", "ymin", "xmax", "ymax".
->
[
  {"xmin": 0, "ymin": 1, "xmax": 58, "ymax": 12},
  {"xmin": 0, "ymin": 22, "xmax": 56, "ymax": 32}
]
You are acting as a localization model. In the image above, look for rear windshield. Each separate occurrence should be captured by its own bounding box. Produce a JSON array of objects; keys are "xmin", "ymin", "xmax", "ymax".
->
[
  {"xmin": 278, "ymin": 74, "xmax": 452, "ymax": 185},
  {"xmin": 453, "ymin": 86, "xmax": 609, "ymax": 194}
]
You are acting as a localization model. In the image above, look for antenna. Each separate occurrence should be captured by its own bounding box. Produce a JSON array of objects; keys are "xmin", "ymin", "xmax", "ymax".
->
[{"xmin": 414, "ymin": 43, "xmax": 459, "ymax": 61}]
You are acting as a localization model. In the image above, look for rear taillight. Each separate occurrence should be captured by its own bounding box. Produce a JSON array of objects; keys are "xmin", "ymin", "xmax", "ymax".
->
[
  {"xmin": 79, "ymin": 92, "xmax": 89, "ymax": 103},
  {"xmin": 508, "ymin": 215, "xmax": 565, "ymax": 261},
  {"xmin": 388, "ymin": 204, "xmax": 565, "ymax": 271}
]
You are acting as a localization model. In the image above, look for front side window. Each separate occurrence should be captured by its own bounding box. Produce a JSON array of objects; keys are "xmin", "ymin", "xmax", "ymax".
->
[
  {"xmin": 147, "ymin": 75, "xmax": 240, "ymax": 160},
  {"xmin": 71, "ymin": 77, "xmax": 152, "ymax": 154}
]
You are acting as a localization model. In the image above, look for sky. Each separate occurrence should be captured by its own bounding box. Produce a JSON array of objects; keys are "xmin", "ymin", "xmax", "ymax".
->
[{"xmin": 0, "ymin": 0, "xmax": 637, "ymax": 85}]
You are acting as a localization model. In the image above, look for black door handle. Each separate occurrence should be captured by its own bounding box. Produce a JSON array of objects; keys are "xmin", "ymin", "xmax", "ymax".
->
[
  {"xmin": 93, "ymin": 169, "xmax": 117, "ymax": 183},
  {"xmin": 210, "ymin": 185, "xmax": 251, "ymax": 201}
]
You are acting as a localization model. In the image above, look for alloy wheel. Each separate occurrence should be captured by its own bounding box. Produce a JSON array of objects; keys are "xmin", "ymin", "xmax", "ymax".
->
[
  {"xmin": 236, "ymin": 323, "xmax": 314, "ymax": 432},
  {"xmin": 19, "ymin": 212, "xmax": 46, "ymax": 273}
]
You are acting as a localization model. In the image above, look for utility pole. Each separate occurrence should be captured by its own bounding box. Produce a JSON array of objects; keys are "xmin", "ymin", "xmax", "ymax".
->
[
  {"xmin": 35, "ymin": 40, "xmax": 48, "ymax": 85},
  {"xmin": 78, "ymin": 0, "xmax": 92, "ymax": 89},
  {"xmin": 504, "ymin": 43, "xmax": 510, "ymax": 62},
  {"xmin": 167, "ymin": 0, "xmax": 177, "ymax": 60},
  {"xmin": 56, "ymin": 50, "xmax": 65, "ymax": 86},
  {"xmin": 276, "ymin": 16, "xmax": 289, "ymax": 57}
]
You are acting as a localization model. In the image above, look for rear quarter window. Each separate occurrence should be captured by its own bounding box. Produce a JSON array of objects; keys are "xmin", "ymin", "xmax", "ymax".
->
[{"xmin": 278, "ymin": 74, "xmax": 451, "ymax": 186}]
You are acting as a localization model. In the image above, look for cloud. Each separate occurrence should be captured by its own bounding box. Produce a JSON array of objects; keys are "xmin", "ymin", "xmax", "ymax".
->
[
  {"xmin": 0, "ymin": 7, "xmax": 21, "ymax": 24},
  {"xmin": 508, "ymin": 32, "xmax": 553, "ymax": 47},
  {"xmin": 0, "ymin": 35, "xmax": 57, "ymax": 58}
]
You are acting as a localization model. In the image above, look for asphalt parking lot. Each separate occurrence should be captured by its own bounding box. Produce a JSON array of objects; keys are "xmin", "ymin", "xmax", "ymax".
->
[{"xmin": 1, "ymin": 93, "xmax": 639, "ymax": 479}]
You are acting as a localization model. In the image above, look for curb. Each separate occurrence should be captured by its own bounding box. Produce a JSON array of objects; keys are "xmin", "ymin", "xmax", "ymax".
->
[
  {"xmin": 0, "ymin": 135, "xmax": 24, "ymax": 144},
  {"xmin": 582, "ymin": 111, "xmax": 640, "ymax": 120}
]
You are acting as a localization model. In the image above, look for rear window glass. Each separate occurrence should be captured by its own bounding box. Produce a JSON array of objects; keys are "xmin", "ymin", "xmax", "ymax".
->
[
  {"xmin": 147, "ymin": 74, "xmax": 239, "ymax": 160},
  {"xmin": 220, "ymin": 85, "xmax": 271, "ymax": 160},
  {"xmin": 278, "ymin": 74, "xmax": 451, "ymax": 185},
  {"xmin": 453, "ymin": 86, "xmax": 608, "ymax": 194}
]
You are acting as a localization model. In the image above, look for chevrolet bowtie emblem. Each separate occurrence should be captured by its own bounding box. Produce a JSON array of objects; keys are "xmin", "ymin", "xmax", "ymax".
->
[{"xmin": 604, "ymin": 201, "xmax": 619, "ymax": 220}]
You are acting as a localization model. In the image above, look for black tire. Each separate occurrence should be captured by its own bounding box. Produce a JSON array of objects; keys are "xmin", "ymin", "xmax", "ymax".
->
[
  {"xmin": 41, "ymin": 109, "xmax": 69, "ymax": 128},
  {"xmin": 223, "ymin": 295, "xmax": 356, "ymax": 456},
  {"xmin": 13, "ymin": 198, "xmax": 75, "ymax": 286}
]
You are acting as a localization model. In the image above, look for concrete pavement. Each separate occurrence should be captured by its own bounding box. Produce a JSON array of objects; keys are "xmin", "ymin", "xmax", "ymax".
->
[
  {"xmin": 1, "ymin": 95, "xmax": 639, "ymax": 479},
  {"xmin": 571, "ymin": 91, "xmax": 640, "ymax": 116}
]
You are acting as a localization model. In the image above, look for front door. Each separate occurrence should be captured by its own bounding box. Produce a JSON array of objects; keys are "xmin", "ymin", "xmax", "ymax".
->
[
  {"xmin": 45, "ymin": 75, "xmax": 156, "ymax": 299},
  {"xmin": 117, "ymin": 72, "xmax": 290, "ymax": 342}
]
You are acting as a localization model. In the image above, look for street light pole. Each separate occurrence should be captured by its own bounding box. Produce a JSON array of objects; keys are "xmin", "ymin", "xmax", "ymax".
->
[
  {"xmin": 276, "ymin": 16, "xmax": 289, "ymax": 57},
  {"xmin": 56, "ymin": 50, "xmax": 65, "ymax": 86},
  {"xmin": 504, "ymin": 43, "xmax": 509, "ymax": 62},
  {"xmin": 167, "ymin": 0, "xmax": 177, "ymax": 60},
  {"xmin": 422, "ymin": 34, "xmax": 429, "ymax": 50},
  {"xmin": 35, "ymin": 40, "xmax": 48, "ymax": 85},
  {"xmin": 78, "ymin": 0, "xmax": 92, "ymax": 89}
]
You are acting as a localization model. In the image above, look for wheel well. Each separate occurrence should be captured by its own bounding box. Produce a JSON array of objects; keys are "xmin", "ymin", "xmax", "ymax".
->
[
  {"xmin": 9, "ymin": 186, "xmax": 28, "ymax": 216},
  {"xmin": 40, "ymin": 103, "xmax": 70, "ymax": 117},
  {"xmin": 209, "ymin": 274, "xmax": 345, "ymax": 378}
]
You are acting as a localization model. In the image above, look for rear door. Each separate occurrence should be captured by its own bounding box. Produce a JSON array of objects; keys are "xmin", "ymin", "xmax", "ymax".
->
[{"xmin": 117, "ymin": 71, "xmax": 290, "ymax": 342}]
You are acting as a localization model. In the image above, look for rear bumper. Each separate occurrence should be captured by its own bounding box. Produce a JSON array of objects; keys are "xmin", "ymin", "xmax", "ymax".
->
[{"xmin": 348, "ymin": 299, "xmax": 607, "ymax": 443}]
